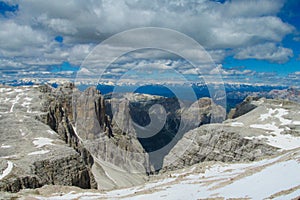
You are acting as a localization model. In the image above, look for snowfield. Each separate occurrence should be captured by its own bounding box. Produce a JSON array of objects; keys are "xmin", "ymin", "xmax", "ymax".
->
[
  {"xmin": 31, "ymin": 149, "xmax": 300, "ymax": 200},
  {"xmin": 240, "ymin": 101, "xmax": 300, "ymax": 150}
]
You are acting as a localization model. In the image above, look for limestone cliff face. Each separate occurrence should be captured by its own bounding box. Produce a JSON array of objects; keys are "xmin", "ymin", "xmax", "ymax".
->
[
  {"xmin": 163, "ymin": 97, "xmax": 300, "ymax": 172},
  {"xmin": 74, "ymin": 87, "xmax": 112, "ymax": 140},
  {"xmin": 40, "ymin": 83, "xmax": 97, "ymax": 189},
  {"xmin": 162, "ymin": 124, "xmax": 277, "ymax": 172},
  {"xmin": 0, "ymin": 85, "xmax": 97, "ymax": 192},
  {"xmin": 0, "ymin": 148, "xmax": 94, "ymax": 192},
  {"xmin": 103, "ymin": 94, "xmax": 226, "ymax": 173},
  {"xmin": 42, "ymin": 84, "xmax": 149, "ymax": 178},
  {"xmin": 42, "ymin": 85, "xmax": 94, "ymax": 159},
  {"xmin": 228, "ymin": 96, "xmax": 259, "ymax": 119}
]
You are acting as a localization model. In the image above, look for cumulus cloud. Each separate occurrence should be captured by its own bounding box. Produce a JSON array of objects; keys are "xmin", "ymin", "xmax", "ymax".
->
[
  {"xmin": 0, "ymin": 20, "xmax": 47, "ymax": 57},
  {"xmin": 7, "ymin": 0, "xmax": 294, "ymax": 47},
  {"xmin": 0, "ymin": 0, "xmax": 296, "ymax": 82},
  {"xmin": 234, "ymin": 43, "xmax": 293, "ymax": 63},
  {"xmin": 209, "ymin": 64, "xmax": 255, "ymax": 76}
]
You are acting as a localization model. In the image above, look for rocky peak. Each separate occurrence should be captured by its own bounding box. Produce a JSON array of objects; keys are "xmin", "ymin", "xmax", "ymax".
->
[
  {"xmin": 228, "ymin": 96, "xmax": 260, "ymax": 119},
  {"xmin": 74, "ymin": 86, "xmax": 111, "ymax": 139}
]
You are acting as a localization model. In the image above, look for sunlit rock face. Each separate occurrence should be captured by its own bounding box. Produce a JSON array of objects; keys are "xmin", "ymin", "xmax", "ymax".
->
[
  {"xmin": 0, "ymin": 85, "xmax": 96, "ymax": 192},
  {"xmin": 163, "ymin": 97, "xmax": 300, "ymax": 171}
]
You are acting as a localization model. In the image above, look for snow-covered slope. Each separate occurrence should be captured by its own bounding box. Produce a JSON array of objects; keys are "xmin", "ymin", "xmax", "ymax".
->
[
  {"xmin": 225, "ymin": 98, "xmax": 300, "ymax": 150},
  {"xmin": 8, "ymin": 148, "xmax": 300, "ymax": 199}
]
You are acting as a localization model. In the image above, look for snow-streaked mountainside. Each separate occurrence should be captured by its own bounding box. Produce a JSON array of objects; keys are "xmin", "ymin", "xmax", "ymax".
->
[
  {"xmin": 0, "ymin": 84, "xmax": 300, "ymax": 199},
  {"xmin": 5, "ymin": 148, "xmax": 300, "ymax": 199},
  {"xmin": 225, "ymin": 98, "xmax": 300, "ymax": 150}
]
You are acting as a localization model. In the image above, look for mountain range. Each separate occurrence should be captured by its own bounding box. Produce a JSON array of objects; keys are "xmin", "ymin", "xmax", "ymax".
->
[{"xmin": 0, "ymin": 83, "xmax": 299, "ymax": 199}]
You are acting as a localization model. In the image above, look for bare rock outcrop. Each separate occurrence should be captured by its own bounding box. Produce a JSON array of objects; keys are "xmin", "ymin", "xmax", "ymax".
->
[
  {"xmin": 40, "ymin": 84, "xmax": 149, "ymax": 186},
  {"xmin": 0, "ymin": 85, "xmax": 96, "ymax": 192},
  {"xmin": 162, "ymin": 124, "xmax": 277, "ymax": 172},
  {"xmin": 163, "ymin": 97, "xmax": 300, "ymax": 172},
  {"xmin": 228, "ymin": 96, "xmax": 259, "ymax": 119}
]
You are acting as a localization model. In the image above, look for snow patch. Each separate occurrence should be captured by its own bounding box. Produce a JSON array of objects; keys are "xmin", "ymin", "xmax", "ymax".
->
[
  {"xmin": 1, "ymin": 144, "xmax": 11, "ymax": 149},
  {"xmin": 248, "ymin": 123, "xmax": 300, "ymax": 150},
  {"xmin": 250, "ymin": 122, "xmax": 283, "ymax": 134},
  {"xmin": 0, "ymin": 88, "xmax": 12, "ymax": 93},
  {"xmin": 19, "ymin": 129, "xmax": 26, "ymax": 136},
  {"xmin": 230, "ymin": 122, "xmax": 244, "ymax": 127},
  {"xmin": 33, "ymin": 137, "xmax": 54, "ymax": 148},
  {"xmin": 21, "ymin": 101, "xmax": 31, "ymax": 107},
  {"xmin": 214, "ymin": 160, "xmax": 300, "ymax": 199},
  {"xmin": 47, "ymin": 130, "xmax": 57, "ymax": 135},
  {"xmin": 23, "ymin": 97, "xmax": 32, "ymax": 101},
  {"xmin": 0, "ymin": 161, "xmax": 13, "ymax": 180},
  {"xmin": 260, "ymin": 108, "xmax": 276, "ymax": 121},
  {"xmin": 293, "ymin": 121, "xmax": 300, "ymax": 125},
  {"xmin": 14, "ymin": 88, "xmax": 24, "ymax": 93},
  {"xmin": 28, "ymin": 150, "xmax": 50, "ymax": 155},
  {"xmin": 9, "ymin": 93, "xmax": 21, "ymax": 113},
  {"xmin": 259, "ymin": 108, "xmax": 292, "ymax": 125},
  {"xmin": 0, "ymin": 155, "xmax": 17, "ymax": 159}
]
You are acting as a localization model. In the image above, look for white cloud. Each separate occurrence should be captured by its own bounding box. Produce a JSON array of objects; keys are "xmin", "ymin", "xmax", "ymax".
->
[
  {"xmin": 0, "ymin": 20, "xmax": 47, "ymax": 57},
  {"xmin": 220, "ymin": 0, "xmax": 284, "ymax": 17},
  {"xmin": 42, "ymin": 43, "xmax": 94, "ymax": 65},
  {"xmin": 11, "ymin": 0, "xmax": 293, "ymax": 48},
  {"xmin": 0, "ymin": 58, "xmax": 25, "ymax": 68},
  {"xmin": 234, "ymin": 43, "xmax": 293, "ymax": 63},
  {"xmin": 0, "ymin": 0, "xmax": 296, "ymax": 79},
  {"xmin": 37, "ymin": 14, "xmax": 78, "ymax": 35},
  {"xmin": 209, "ymin": 64, "xmax": 255, "ymax": 76},
  {"xmin": 295, "ymin": 72, "xmax": 300, "ymax": 75}
]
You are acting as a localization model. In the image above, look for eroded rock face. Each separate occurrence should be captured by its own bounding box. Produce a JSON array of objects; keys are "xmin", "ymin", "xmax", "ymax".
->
[
  {"xmin": 228, "ymin": 96, "xmax": 259, "ymax": 119},
  {"xmin": 41, "ymin": 84, "xmax": 149, "ymax": 182},
  {"xmin": 162, "ymin": 124, "xmax": 277, "ymax": 172},
  {"xmin": 74, "ymin": 87, "xmax": 112, "ymax": 139},
  {"xmin": 0, "ymin": 85, "xmax": 97, "ymax": 192},
  {"xmin": 40, "ymin": 84, "xmax": 96, "ymax": 183},
  {"xmin": 163, "ymin": 97, "xmax": 300, "ymax": 172},
  {"xmin": 104, "ymin": 94, "xmax": 226, "ymax": 173}
]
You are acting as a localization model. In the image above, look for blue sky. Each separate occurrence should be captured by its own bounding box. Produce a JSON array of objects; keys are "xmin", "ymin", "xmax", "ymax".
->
[
  {"xmin": 221, "ymin": 0, "xmax": 300, "ymax": 76},
  {"xmin": 0, "ymin": 0, "xmax": 299, "ymax": 86}
]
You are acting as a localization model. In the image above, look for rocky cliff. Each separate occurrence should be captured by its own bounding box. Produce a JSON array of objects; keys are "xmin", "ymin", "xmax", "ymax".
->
[
  {"xmin": 103, "ymin": 93, "xmax": 226, "ymax": 173},
  {"xmin": 163, "ymin": 97, "xmax": 300, "ymax": 171},
  {"xmin": 39, "ymin": 84, "xmax": 149, "ymax": 189},
  {"xmin": 0, "ymin": 85, "xmax": 96, "ymax": 192},
  {"xmin": 38, "ymin": 84, "xmax": 226, "ymax": 175},
  {"xmin": 228, "ymin": 96, "xmax": 259, "ymax": 119}
]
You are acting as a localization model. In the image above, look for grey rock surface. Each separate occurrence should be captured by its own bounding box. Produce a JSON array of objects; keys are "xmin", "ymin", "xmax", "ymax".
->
[
  {"xmin": 40, "ymin": 84, "xmax": 149, "ymax": 189},
  {"xmin": 228, "ymin": 96, "xmax": 259, "ymax": 119},
  {"xmin": 104, "ymin": 94, "xmax": 226, "ymax": 173},
  {"xmin": 163, "ymin": 97, "xmax": 300, "ymax": 171},
  {"xmin": 0, "ymin": 85, "xmax": 96, "ymax": 192},
  {"xmin": 162, "ymin": 124, "xmax": 278, "ymax": 172}
]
